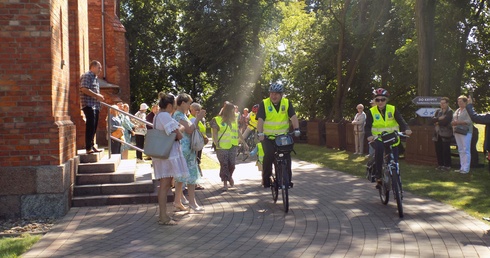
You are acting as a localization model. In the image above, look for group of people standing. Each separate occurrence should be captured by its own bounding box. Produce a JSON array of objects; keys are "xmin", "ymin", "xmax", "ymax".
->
[
  {"xmin": 432, "ymin": 94, "xmax": 490, "ymax": 174},
  {"xmin": 350, "ymin": 87, "xmax": 489, "ymax": 180}
]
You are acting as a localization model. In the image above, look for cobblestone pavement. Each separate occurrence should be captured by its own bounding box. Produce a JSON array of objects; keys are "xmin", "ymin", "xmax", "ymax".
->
[{"xmin": 23, "ymin": 146, "xmax": 490, "ymax": 257}]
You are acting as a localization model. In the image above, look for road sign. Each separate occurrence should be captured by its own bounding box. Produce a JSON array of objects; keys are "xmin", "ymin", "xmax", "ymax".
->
[
  {"xmin": 416, "ymin": 108, "xmax": 438, "ymax": 117},
  {"xmin": 412, "ymin": 96, "xmax": 441, "ymax": 106}
]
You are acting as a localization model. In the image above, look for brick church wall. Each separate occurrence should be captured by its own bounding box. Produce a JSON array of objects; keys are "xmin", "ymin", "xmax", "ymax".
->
[{"xmin": 0, "ymin": 0, "xmax": 90, "ymax": 219}]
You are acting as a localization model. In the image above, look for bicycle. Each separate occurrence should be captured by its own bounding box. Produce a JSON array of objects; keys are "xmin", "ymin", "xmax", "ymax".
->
[
  {"xmin": 237, "ymin": 123, "xmax": 258, "ymax": 161},
  {"xmin": 269, "ymin": 132, "xmax": 295, "ymax": 213},
  {"xmin": 366, "ymin": 131, "xmax": 408, "ymax": 218}
]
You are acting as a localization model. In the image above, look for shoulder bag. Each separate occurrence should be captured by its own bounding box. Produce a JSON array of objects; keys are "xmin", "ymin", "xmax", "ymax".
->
[
  {"xmin": 454, "ymin": 109, "xmax": 469, "ymax": 135},
  {"xmin": 191, "ymin": 126, "xmax": 205, "ymax": 151},
  {"xmin": 144, "ymin": 113, "xmax": 176, "ymax": 159}
]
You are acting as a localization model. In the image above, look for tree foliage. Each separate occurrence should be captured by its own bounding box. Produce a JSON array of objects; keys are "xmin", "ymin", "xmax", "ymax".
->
[{"xmin": 120, "ymin": 0, "xmax": 490, "ymax": 119}]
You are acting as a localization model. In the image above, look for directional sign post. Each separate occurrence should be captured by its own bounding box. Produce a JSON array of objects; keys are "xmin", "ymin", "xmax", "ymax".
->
[
  {"xmin": 412, "ymin": 96, "xmax": 441, "ymax": 106},
  {"xmin": 416, "ymin": 108, "xmax": 438, "ymax": 117}
]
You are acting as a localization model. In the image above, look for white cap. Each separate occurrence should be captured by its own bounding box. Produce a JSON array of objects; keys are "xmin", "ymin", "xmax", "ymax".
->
[{"xmin": 140, "ymin": 103, "xmax": 149, "ymax": 110}]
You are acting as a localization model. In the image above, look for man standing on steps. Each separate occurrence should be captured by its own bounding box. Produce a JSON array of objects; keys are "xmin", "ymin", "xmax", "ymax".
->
[{"xmin": 80, "ymin": 60, "xmax": 105, "ymax": 154}]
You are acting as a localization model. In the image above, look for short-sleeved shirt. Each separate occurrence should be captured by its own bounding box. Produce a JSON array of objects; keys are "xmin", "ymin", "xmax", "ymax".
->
[{"xmin": 80, "ymin": 71, "xmax": 101, "ymax": 110}]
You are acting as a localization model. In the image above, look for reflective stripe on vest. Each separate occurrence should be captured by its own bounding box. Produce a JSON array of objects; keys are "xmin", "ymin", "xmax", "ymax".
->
[
  {"xmin": 370, "ymin": 104, "xmax": 400, "ymax": 146},
  {"xmin": 214, "ymin": 116, "xmax": 233, "ymax": 149},
  {"xmin": 263, "ymin": 98, "xmax": 290, "ymax": 136}
]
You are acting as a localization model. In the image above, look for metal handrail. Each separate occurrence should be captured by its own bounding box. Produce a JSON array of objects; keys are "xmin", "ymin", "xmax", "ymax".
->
[{"xmin": 101, "ymin": 102, "xmax": 152, "ymax": 159}]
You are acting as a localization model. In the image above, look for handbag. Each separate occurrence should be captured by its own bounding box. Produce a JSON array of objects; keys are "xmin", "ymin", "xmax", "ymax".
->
[
  {"xmin": 454, "ymin": 125, "xmax": 468, "ymax": 135},
  {"xmin": 144, "ymin": 112, "xmax": 176, "ymax": 159},
  {"xmin": 438, "ymin": 126, "xmax": 453, "ymax": 138},
  {"xmin": 144, "ymin": 129, "xmax": 176, "ymax": 159},
  {"xmin": 191, "ymin": 127, "xmax": 205, "ymax": 151},
  {"xmin": 453, "ymin": 109, "xmax": 469, "ymax": 135},
  {"xmin": 111, "ymin": 129, "xmax": 123, "ymax": 139}
]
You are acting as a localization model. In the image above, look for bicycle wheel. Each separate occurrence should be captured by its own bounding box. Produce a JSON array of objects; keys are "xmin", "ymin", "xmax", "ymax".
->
[
  {"xmin": 379, "ymin": 168, "xmax": 390, "ymax": 205},
  {"xmin": 271, "ymin": 165, "xmax": 278, "ymax": 203},
  {"xmin": 280, "ymin": 161, "xmax": 289, "ymax": 213},
  {"xmin": 247, "ymin": 132, "xmax": 257, "ymax": 152},
  {"xmin": 392, "ymin": 170, "xmax": 404, "ymax": 218}
]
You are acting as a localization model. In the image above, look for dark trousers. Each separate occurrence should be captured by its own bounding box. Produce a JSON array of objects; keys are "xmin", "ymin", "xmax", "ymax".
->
[
  {"xmin": 82, "ymin": 106, "xmax": 99, "ymax": 151},
  {"xmin": 135, "ymin": 134, "xmax": 145, "ymax": 159},
  {"xmin": 435, "ymin": 136, "xmax": 452, "ymax": 167},
  {"xmin": 111, "ymin": 140, "xmax": 121, "ymax": 154},
  {"xmin": 262, "ymin": 138, "xmax": 292, "ymax": 186},
  {"xmin": 374, "ymin": 140, "xmax": 399, "ymax": 178}
]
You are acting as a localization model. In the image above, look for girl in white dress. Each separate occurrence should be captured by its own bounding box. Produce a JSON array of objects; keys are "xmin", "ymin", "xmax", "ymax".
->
[{"xmin": 152, "ymin": 93, "xmax": 189, "ymax": 225}]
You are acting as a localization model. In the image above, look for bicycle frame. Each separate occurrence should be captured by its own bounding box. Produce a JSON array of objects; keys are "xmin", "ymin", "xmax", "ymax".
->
[
  {"xmin": 269, "ymin": 133, "xmax": 294, "ymax": 213},
  {"xmin": 369, "ymin": 131, "xmax": 407, "ymax": 218}
]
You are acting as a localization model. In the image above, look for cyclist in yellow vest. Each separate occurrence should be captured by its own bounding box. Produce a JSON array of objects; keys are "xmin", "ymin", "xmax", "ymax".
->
[
  {"xmin": 211, "ymin": 101, "xmax": 248, "ymax": 191},
  {"xmin": 365, "ymin": 88, "xmax": 412, "ymax": 184},
  {"xmin": 257, "ymin": 83, "xmax": 300, "ymax": 188},
  {"xmin": 242, "ymin": 104, "xmax": 259, "ymax": 140}
]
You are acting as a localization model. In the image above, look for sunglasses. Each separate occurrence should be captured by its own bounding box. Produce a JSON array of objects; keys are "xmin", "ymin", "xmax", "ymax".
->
[{"xmin": 375, "ymin": 98, "xmax": 387, "ymax": 102}]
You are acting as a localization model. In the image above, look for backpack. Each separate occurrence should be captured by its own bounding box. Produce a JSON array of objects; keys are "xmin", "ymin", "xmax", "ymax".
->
[{"xmin": 191, "ymin": 128, "xmax": 205, "ymax": 151}]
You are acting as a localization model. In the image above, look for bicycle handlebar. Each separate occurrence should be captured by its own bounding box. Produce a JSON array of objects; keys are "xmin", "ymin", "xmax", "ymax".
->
[{"xmin": 371, "ymin": 131, "xmax": 409, "ymax": 141}]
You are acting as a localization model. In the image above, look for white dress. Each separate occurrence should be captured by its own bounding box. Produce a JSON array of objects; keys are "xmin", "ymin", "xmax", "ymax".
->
[{"xmin": 152, "ymin": 111, "xmax": 190, "ymax": 180}]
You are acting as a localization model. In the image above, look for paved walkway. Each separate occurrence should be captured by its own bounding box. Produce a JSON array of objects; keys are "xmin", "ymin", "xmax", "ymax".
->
[{"xmin": 24, "ymin": 146, "xmax": 490, "ymax": 257}]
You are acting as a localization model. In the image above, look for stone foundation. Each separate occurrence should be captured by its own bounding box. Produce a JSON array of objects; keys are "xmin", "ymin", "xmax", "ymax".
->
[{"xmin": 0, "ymin": 156, "xmax": 79, "ymax": 219}]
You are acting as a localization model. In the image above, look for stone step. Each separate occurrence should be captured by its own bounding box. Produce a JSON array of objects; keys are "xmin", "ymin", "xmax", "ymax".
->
[
  {"xmin": 77, "ymin": 148, "xmax": 105, "ymax": 163},
  {"xmin": 78, "ymin": 154, "xmax": 121, "ymax": 173},
  {"xmin": 71, "ymin": 192, "xmax": 163, "ymax": 207},
  {"xmin": 73, "ymin": 180, "xmax": 155, "ymax": 196},
  {"xmin": 76, "ymin": 158, "xmax": 135, "ymax": 185}
]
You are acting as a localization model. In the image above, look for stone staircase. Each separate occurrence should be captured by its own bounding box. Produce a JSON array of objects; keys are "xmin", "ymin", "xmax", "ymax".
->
[{"xmin": 72, "ymin": 150, "xmax": 168, "ymax": 207}]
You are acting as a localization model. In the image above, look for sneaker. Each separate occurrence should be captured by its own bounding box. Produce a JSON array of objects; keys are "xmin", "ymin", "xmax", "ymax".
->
[
  {"xmin": 453, "ymin": 169, "xmax": 461, "ymax": 173},
  {"xmin": 442, "ymin": 166, "xmax": 451, "ymax": 171},
  {"xmin": 460, "ymin": 170, "xmax": 469, "ymax": 174}
]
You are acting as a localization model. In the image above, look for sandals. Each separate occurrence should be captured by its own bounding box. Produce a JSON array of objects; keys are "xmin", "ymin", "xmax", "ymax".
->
[
  {"xmin": 173, "ymin": 204, "xmax": 188, "ymax": 212},
  {"xmin": 158, "ymin": 219, "xmax": 177, "ymax": 226}
]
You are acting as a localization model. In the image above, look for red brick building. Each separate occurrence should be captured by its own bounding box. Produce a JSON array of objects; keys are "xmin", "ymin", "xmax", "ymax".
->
[{"xmin": 0, "ymin": 0, "xmax": 130, "ymax": 219}]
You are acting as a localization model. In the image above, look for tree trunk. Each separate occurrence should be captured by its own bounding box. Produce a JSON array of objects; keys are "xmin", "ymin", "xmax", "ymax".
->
[{"xmin": 415, "ymin": 0, "xmax": 436, "ymax": 96}]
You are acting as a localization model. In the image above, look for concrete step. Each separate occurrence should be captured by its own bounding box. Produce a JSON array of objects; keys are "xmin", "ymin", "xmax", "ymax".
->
[
  {"xmin": 71, "ymin": 192, "xmax": 163, "ymax": 207},
  {"xmin": 77, "ymin": 148, "xmax": 106, "ymax": 163},
  {"xmin": 76, "ymin": 158, "xmax": 134, "ymax": 185},
  {"xmin": 78, "ymin": 154, "xmax": 121, "ymax": 173},
  {"xmin": 73, "ymin": 180, "xmax": 155, "ymax": 196}
]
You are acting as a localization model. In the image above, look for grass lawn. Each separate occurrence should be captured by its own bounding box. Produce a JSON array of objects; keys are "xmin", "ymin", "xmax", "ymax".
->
[
  {"xmin": 292, "ymin": 124, "xmax": 490, "ymax": 220},
  {"xmin": 0, "ymin": 234, "xmax": 41, "ymax": 257}
]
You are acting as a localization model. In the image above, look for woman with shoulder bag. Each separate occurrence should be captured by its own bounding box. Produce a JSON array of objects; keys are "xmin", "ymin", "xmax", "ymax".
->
[
  {"xmin": 211, "ymin": 101, "xmax": 248, "ymax": 191},
  {"xmin": 452, "ymin": 95, "xmax": 473, "ymax": 174},
  {"xmin": 432, "ymin": 97, "xmax": 453, "ymax": 171},
  {"xmin": 152, "ymin": 92, "xmax": 187, "ymax": 225}
]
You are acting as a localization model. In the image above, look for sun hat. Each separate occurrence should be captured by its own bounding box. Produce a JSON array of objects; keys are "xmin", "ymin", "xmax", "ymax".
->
[{"xmin": 140, "ymin": 103, "xmax": 149, "ymax": 110}]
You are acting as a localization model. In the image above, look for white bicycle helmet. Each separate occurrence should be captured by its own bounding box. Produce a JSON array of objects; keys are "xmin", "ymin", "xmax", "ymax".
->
[{"xmin": 269, "ymin": 83, "xmax": 284, "ymax": 93}]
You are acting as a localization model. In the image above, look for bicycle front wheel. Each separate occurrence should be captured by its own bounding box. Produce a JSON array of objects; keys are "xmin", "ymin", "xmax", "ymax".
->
[
  {"xmin": 280, "ymin": 161, "xmax": 289, "ymax": 213},
  {"xmin": 379, "ymin": 168, "xmax": 390, "ymax": 205},
  {"xmin": 271, "ymin": 165, "xmax": 278, "ymax": 203},
  {"xmin": 392, "ymin": 170, "xmax": 404, "ymax": 218}
]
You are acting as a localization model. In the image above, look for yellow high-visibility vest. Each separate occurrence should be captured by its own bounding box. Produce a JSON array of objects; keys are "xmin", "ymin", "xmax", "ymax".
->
[
  {"xmin": 248, "ymin": 112, "xmax": 258, "ymax": 129},
  {"xmin": 257, "ymin": 142, "xmax": 264, "ymax": 163},
  {"xmin": 189, "ymin": 114, "xmax": 206, "ymax": 134},
  {"xmin": 370, "ymin": 104, "xmax": 400, "ymax": 146},
  {"xmin": 214, "ymin": 116, "xmax": 238, "ymax": 149},
  {"xmin": 263, "ymin": 98, "xmax": 290, "ymax": 136}
]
